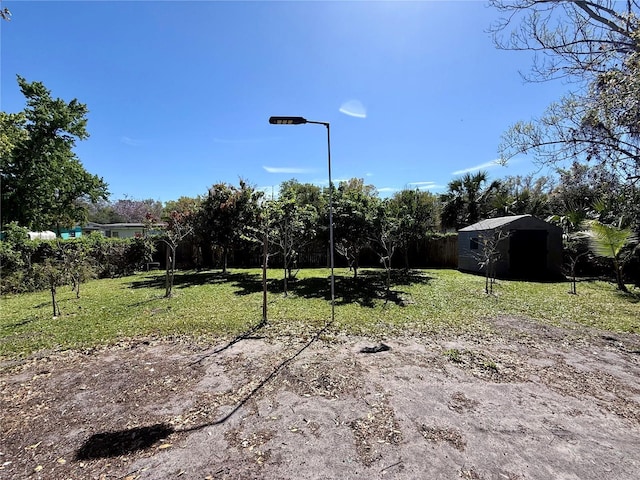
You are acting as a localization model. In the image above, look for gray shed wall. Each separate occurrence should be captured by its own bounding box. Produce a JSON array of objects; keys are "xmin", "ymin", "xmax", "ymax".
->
[{"xmin": 458, "ymin": 216, "xmax": 563, "ymax": 279}]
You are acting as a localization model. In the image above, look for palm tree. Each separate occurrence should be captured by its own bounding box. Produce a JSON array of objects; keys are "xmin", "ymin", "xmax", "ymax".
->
[
  {"xmin": 441, "ymin": 171, "xmax": 500, "ymax": 229},
  {"xmin": 587, "ymin": 220, "xmax": 638, "ymax": 292}
]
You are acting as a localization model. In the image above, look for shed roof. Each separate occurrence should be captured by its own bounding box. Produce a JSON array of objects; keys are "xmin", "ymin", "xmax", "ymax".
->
[{"xmin": 459, "ymin": 215, "xmax": 538, "ymax": 232}]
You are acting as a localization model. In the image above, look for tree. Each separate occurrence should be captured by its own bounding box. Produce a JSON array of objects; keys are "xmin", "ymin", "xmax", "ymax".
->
[
  {"xmin": 473, "ymin": 228, "xmax": 509, "ymax": 295},
  {"xmin": 548, "ymin": 162, "xmax": 639, "ymax": 230},
  {"xmin": 271, "ymin": 180, "xmax": 319, "ymax": 295},
  {"xmin": 241, "ymin": 199, "xmax": 278, "ymax": 323},
  {"xmin": 563, "ymin": 231, "xmax": 590, "ymax": 295},
  {"xmin": 491, "ymin": 175, "xmax": 553, "ymax": 218},
  {"xmin": 0, "ymin": 112, "xmax": 27, "ymax": 159},
  {"xmin": 368, "ymin": 198, "xmax": 399, "ymax": 300},
  {"xmin": 587, "ymin": 220, "xmax": 638, "ymax": 292},
  {"xmin": 112, "ymin": 197, "xmax": 163, "ymax": 223},
  {"xmin": 441, "ymin": 171, "xmax": 500, "ymax": 230},
  {"xmin": 547, "ymin": 195, "xmax": 594, "ymax": 294},
  {"xmin": 159, "ymin": 211, "xmax": 195, "ymax": 298},
  {"xmin": 198, "ymin": 180, "xmax": 262, "ymax": 273},
  {"xmin": 1, "ymin": 0, "xmax": 10, "ymax": 21},
  {"xmin": 62, "ymin": 241, "xmax": 97, "ymax": 299},
  {"xmin": 332, "ymin": 178, "xmax": 378, "ymax": 278},
  {"xmin": 163, "ymin": 196, "xmax": 203, "ymax": 218},
  {"xmin": 32, "ymin": 243, "xmax": 70, "ymax": 317},
  {"xmin": 1, "ymin": 76, "xmax": 109, "ymax": 231},
  {"xmin": 389, "ymin": 189, "xmax": 440, "ymax": 268},
  {"xmin": 84, "ymin": 199, "xmax": 124, "ymax": 224},
  {"xmin": 0, "ymin": 222, "xmax": 38, "ymax": 293},
  {"xmin": 490, "ymin": 1, "xmax": 640, "ymax": 220},
  {"xmin": 279, "ymin": 179, "xmax": 324, "ymax": 211},
  {"xmin": 162, "ymin": 196, "xmax": 204, "ymax": 269}
]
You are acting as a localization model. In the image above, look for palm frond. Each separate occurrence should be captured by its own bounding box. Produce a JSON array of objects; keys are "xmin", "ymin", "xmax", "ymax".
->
[{"xmin": 587, "ymin": 220, "xmax": 637, "ymax": 259}]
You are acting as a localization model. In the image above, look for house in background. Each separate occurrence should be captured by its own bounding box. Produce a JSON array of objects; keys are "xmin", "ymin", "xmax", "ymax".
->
[
  {"xmin": 458, "ymin": 215, "xmax": 563, "ymax": 279},
  {"xmin": 5, "ymin": 223, "xmax": 165, "ymax": 241},
  {"xmin": 82, "ymin": 222, "xmax": 165, "ymax": 239},
  {"xmin": 58, "ymin": 226, "xmax": 83, "ymax": 239}
]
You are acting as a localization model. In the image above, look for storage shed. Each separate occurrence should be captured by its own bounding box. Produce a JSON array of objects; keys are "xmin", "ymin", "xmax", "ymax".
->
[{"xmin": 458, "ymin": 215, "xmax": 563, "ymax": 279}]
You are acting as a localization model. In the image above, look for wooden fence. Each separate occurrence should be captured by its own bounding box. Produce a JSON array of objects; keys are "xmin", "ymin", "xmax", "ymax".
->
[{"xmin": 168, "ymin": 234, "xmax": 459, "ymax": 270}]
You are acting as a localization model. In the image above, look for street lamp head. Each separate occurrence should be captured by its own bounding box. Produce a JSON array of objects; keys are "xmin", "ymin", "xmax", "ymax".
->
[{"xmin": 269, "ymin": 116, "xmax": 308, "ymax": 125}]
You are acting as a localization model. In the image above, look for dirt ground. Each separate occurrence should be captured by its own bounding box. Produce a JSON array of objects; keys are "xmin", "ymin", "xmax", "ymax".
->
[{"xmin": 1, "ymin": 315, "xmax": 640, "ymax": 480}]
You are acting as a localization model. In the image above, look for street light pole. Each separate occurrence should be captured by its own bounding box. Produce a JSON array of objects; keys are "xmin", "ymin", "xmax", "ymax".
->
[{"xmin": 269, "ymin": 116, "xmax": 335, "ymax": 324}]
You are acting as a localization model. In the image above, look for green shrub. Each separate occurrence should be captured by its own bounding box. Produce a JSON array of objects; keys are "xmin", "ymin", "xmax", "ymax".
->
[{"xmin": 1, "ymin": 232, "xmax": 156, "ymax": 293}]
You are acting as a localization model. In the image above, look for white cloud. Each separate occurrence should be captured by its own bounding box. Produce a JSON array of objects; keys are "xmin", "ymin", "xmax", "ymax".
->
[
  {"xmin": 452, "ymin": 160, "xmax": 501, "ymax": 175},
  {"xmin": 417, "ymin": 184, "xmax": 446, "ymax": 191},
  {"xmin": 407, "ymin": 181, "xmax": 437, "ymax": 186},
  {"xmin": 339, "ymin": 99, "xmax": 367, "ymax": 119},
  {"xmin": 121, "ymin": 136, "xmax": 145, "ymax": 147},
  {"xmin": 263, "ymin": 166, "xmax": 316, "ymax": 174},
  {"xmin": 377, "ymin": 187, "xmax": 398, "ymax": 193}
]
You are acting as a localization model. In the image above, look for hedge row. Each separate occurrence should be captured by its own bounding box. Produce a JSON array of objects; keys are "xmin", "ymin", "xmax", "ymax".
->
[{"xmin": 0, "ymin": 224, "xmax": 155, "ymax": 294}]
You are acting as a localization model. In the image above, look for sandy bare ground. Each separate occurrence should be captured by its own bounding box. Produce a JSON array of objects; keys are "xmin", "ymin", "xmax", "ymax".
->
[{"xmin": 1, "ymin": 315, "xmax": 640, "ymax": 480}]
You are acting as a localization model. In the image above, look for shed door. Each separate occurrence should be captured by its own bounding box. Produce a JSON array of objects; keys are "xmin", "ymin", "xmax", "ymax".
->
[{"xmin": 509, "ymin": 230, "xmax": 548, "ymax": 278}]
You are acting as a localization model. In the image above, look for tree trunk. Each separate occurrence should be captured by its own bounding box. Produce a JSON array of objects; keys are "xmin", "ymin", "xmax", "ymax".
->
[
  {"xmin": 51, "ymin": 285, "xmax": 59, "ymax": 317},
  {"xmin": 165, "ymin": 247, "xmax": 171, "ymax": 297},
  {"xmin": 165, "ymin": 245, "xmax": 176, "ymax": 298},
  {"xmin": 614, "ymin": 258, "xmax": 628, "ymax": 292},
  {"xmin": 283, "ymin": 263, "xmax": 288, "ymax": 297},
  {"xmin": 570, "ymin": 258, "xmax": 578, "ymax": 295},
  {"xmin": 386, "ymin": 258, "xmax": 392, "ymax": 300},
  {"xmin": 170, "ymin": 247, "xmax": 176, "ymax": 293},
  {"xmin": 485, "ymin": 270, "xmax": 489, "ymax": 295},
  {"xmin": 222, "ymin": 245, "xmax": 228, "ymax": 274}
]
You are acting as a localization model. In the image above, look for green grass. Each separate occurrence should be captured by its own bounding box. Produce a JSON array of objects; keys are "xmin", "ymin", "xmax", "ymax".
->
[{"xmin": 1, "ymin": 268, "xmax": 638, "ymax": 358}]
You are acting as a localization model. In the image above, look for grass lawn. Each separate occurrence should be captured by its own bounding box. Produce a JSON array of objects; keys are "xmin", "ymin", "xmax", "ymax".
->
[{"xmin": 1, "ymin": 268, "xmax": 638, "ymax": 358}]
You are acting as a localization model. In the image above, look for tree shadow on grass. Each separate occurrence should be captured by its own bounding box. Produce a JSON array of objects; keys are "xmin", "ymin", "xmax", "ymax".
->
[
  {"xmin": 199, "ymin": 269, "xmax": 434, "ymax": 308},
  {"xmin": 342, "ymin": 270, "xmax": 433, "ymax": 307},
  {"xmin": 614, "ymin": 288, "xmax": 640, "ymax": 304},
  {"xmin": 126, "ymin": 269, "xmax": 433, "ymax": 308},
  {"xmin": 1, "ymin": 316, "xmax": 40, "ymax": 331},
  {"xmin": 33, "ymin": 297, "xmax": 73, "ymax": 310},
  {"xmin": 127, "ymin": 270, "xmax": 232, "ymax": 290}
]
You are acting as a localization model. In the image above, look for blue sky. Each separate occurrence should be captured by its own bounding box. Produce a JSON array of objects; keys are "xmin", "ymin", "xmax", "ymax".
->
[{"xmin": 1, "ymin": 1, "xmax": 570, "ymax": 203}]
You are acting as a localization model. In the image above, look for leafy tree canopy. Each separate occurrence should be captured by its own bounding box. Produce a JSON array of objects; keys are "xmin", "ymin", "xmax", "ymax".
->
[
  {"xmin": 440, "ymin": 171, "xmax": 501, "ymax": 230},
  {"xmin": 162, "ymin": 195, "xmax": 203, "ymax": 219},
  {"xmin": 1, "ymin": 76, "xmax": 108, "ymax": 231},
  {"xmin": 198, "ymin": 179, "xmax": 262, "ymax": 272},
  {"xmin": 492, "ymin": 174, "xmax": 554, "ymax": 219},
  {"xmin": 333, "ymin": 178, "xmax": 380, "ymax": 276},
  {"xmin": 389, "ymin": 188, "xmax": 440, "ymax": 238},
  {"xmin": 111, "ymin": 198, "xmax": 163, "ymax": 223},
  {"xmin": 0, "ymin": 0, "xmax": 10, "ymax": 21}
]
